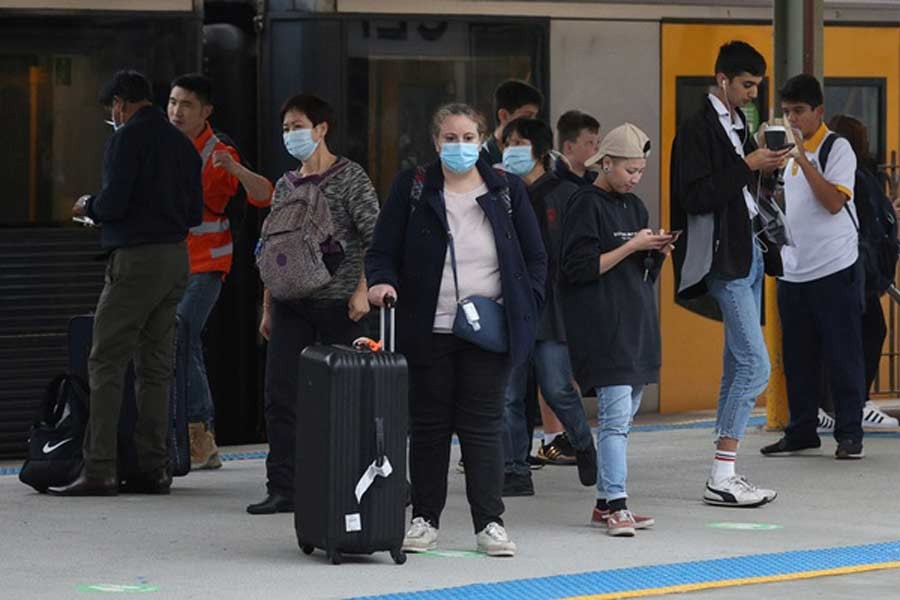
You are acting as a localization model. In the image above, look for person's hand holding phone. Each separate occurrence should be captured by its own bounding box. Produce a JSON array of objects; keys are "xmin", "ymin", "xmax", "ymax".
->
[{"xmin": 629, "ymin": 229, "xmax": 671, "ymax": 252}]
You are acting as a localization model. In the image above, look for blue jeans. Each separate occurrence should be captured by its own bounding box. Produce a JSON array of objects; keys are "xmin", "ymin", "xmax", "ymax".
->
[
  {"xmin": 706, "ymin": 244, "xmax": 770, "ymax": 441},
  {"xmin": 176, "ymin": 271, "xmax": 223, "ymax": 425},
  {"xmin": 503, "ymin": 340, "xmax": 593, "ymax": 476},
  {"xmin": 596, "ymin": 385, "xmax": 643, "ymax": 501}
]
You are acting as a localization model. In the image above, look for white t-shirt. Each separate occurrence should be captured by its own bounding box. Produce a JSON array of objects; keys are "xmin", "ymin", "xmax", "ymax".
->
[
  {"xmin": 708, "ymin": 94, "xmax": 758, "ymax": 218},
  {"xmin": 433, "ymin": 183, "xmax": 502, "ymax": 332},
  {"xmin": 780, "ymin": 124, "xmax": 858, "ymax": 283}
]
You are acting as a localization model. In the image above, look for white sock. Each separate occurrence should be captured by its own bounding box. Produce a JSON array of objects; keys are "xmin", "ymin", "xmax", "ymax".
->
[
  {"xmin": 711, "ymin": 450, "xmax": 736, "ymax": 482},
  {"xmin": 544, "ymin": 431, "xmax": 563, "ymax": 446}
]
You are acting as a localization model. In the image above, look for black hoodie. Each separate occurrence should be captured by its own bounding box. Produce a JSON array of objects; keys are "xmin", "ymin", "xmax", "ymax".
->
[{"xmin": 560, "ymin": 186, "xmax": 661, "ymax": 391}]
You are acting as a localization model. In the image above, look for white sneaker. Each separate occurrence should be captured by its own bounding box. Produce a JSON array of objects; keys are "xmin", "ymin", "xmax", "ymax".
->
[
  {"xmin": 401, "ymin": 517, "xmax": 438, "ymax": 553},
  {"xmin": 476, "ymin": 522, "xmax": 516, "ymax": 557},
  {"xmin": 703, "ymin": 475, "xmax": 776, "ymax": 507},
  {"xmin": 862, "ymin": 402, "xmax": 899, "ymax": 429},
  {"xmin": 817, "ymin": 408, "xmax": 835, "ymax": 433}
]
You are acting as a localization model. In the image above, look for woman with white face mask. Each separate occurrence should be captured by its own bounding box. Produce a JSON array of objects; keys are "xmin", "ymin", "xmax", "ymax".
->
[
  {"xmin": 247, "ymin": 94, "xmax": 380, "ymax": 516},
  {"xmin": 366, "ymin": 103, "xmax": 547, "ymax": 557}
]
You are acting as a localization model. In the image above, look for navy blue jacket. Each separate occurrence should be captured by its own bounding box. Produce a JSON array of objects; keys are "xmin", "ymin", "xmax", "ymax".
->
[
  {"xmin": 86, "ymin": 106, "xmax": 203, "ymax": 250},
  {"xmin": 365, "ymin": 159, "xmax": 547, "ymax": 368}
]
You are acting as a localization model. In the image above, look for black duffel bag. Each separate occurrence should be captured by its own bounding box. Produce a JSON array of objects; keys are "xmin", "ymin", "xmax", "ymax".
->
[{"xmin": 19, "ymin": 373, "xmax": 89, "ymax": 493}]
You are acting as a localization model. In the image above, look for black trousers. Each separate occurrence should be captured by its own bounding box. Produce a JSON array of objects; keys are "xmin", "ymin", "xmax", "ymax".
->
[
  {"xmin": 409, "ymin": 334, "xmax": 511, "ymax": 533},
  {"xmin": 862, "ymin": 294, "xmax": 887, "ymax": 398},
  {"xmin": 264, "ymin": 298, "xmax": 365, "ymax": 496},
  {"xmin": 779, "ymin": 264, "xmax": 865, "ymax": 444},
  {"xmin": 820, "ymin": 293, "xmax": 886, "ymax": 412}
]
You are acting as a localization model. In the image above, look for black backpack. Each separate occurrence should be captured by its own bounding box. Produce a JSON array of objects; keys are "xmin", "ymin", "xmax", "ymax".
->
[
  {"xmin": 820, "ymin": 133, "xmax": 899, "ymax": 295},
  {"xmin": 19, "ymin": 373, "xmax": 89, "ymax": 493}
]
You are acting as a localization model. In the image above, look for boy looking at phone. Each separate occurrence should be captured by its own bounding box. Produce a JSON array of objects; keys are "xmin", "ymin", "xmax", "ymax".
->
[{"xmin": 670, "ymin": 41, "xmax": 790, "ymax": 508}]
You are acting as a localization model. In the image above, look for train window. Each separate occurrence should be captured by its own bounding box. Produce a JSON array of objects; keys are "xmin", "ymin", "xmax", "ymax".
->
[
  {"xmin": 345, "ymin": 19, "xmax": 549, "ymax": 200},
  {"xmin": 824, "ymin": 77, "xmax": 886, "ymax": 163},
  {"xmin": 0, "ymin": 17, "xmax": 198, "ymax": 226},
  {"xmin": 675, "ymin": 76, "xmax": 769, "ymax": 135}
]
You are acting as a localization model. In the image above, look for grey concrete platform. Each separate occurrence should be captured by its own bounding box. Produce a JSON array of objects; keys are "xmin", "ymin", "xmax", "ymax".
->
[{"xmin": 1, "ymin": 407, "xmax": 899, "ymax": 600}]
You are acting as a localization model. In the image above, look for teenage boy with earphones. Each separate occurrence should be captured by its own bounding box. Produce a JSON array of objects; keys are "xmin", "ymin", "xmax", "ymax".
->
[{"xmin": 670, "ymin": 41, "xmax": 792, "ymax": 507}]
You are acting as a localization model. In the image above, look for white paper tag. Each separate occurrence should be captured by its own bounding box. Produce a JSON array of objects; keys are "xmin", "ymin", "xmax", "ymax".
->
[
  {"xmin": 354, "ymin": 457, "xmax": 394, "ymax": 503},
  {"xmin": 345, "ymin": 513, "xmax": 362, "ymax": 532}
]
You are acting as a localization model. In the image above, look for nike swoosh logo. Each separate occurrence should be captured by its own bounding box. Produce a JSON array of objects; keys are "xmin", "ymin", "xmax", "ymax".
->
[{"xmin": 42, "ymin": 438, "xmax": 74, "ymax": 454}]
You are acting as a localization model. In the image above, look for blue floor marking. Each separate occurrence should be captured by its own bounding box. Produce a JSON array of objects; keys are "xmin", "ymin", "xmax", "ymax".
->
[{"xmin": 350, "ymin": 540, "xmax": 900, "ymax": 600}]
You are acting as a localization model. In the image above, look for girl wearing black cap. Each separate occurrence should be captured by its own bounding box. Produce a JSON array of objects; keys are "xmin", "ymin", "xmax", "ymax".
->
[{"xmin": 560, "ymin": 123, "xmax": 674, "ymax": 537}]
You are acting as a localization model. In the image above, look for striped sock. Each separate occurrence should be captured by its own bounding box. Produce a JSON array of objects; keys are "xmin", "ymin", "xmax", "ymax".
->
[{"xmin": 711, "ymin": 450, "xmax": 737, "ymax": 482}]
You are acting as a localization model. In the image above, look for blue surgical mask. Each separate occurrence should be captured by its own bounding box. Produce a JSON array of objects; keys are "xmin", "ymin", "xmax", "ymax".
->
[
  {"xmin": 502, "ymin": 145, "xmax": 536, "ymax": 176},
  {"xmin": 283, "ymin": 128, "xmax": 319, "ymax": 161},
  {"xmin": 440, "ymin": 143, "xmax": 480, "ymax": 174}
]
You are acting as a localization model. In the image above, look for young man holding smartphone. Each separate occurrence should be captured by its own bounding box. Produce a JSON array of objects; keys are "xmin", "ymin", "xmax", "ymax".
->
[{"xmin": 670, "ymin": 41, "xmax": 791, "ymax": 507}]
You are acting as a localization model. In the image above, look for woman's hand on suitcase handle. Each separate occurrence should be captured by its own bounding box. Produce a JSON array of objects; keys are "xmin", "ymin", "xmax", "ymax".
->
[{"xmin": 368, "ymin": 284, "xmax": 397, "ymax": 308}]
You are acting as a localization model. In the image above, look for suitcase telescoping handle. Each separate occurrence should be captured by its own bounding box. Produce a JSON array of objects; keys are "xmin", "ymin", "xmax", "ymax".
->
[{"xmin": 380, "ymin": 294, "xmax": 396, "ymax": 353}]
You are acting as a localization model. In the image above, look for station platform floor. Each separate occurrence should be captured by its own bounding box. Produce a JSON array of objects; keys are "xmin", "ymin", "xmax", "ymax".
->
[{"xmin": 1, "ymin": 404, "xmax": 899, "ymax": 599}]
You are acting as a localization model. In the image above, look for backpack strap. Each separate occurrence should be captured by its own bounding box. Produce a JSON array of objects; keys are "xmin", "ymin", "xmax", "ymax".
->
[
  {"xmin": 818, "ymin": 132, "xmax": 839, "ymax": 173},
  {"xmin": 408, "ymin": 165, "xmax": 427, "ymax": 214},
  {"xmin": 817, "ymin": 133, "xmax": 860, "ymax": 232},
  {"xmin": 492, "ymin": 168, "xmax": 513, "ymax": 218}
]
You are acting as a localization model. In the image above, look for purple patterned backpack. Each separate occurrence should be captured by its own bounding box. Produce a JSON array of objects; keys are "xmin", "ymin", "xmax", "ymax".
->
[{"xmin": 257, "ymin": 159, "xmax": 350, "ymax": 300}]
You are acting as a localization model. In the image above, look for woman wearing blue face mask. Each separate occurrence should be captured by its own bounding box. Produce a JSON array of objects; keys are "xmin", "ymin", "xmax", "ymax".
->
[
  {"xmin": 247, "ymin": 94, "xmax": 380, "ymax": 516},
  {"xmin": 498, "ymin": 117, "xmax": 598, "ymax": 497},
  {"xmin": 366, "ymin": 103, "xmax": 547, "ymax": 557}
]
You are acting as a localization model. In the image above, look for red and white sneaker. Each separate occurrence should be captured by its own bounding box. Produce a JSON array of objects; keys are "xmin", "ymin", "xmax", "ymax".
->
[{"xmin": 591, "ymin": 507, "xmax": 655, "ymax": 530}]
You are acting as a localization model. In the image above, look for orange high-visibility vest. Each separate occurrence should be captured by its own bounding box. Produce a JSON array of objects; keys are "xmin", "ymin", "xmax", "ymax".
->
[{"xmin": 188, "ymin": 124, "xmax": 270, "ymax": 276}]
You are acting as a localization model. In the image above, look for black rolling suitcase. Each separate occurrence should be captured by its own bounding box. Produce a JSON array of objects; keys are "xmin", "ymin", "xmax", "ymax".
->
[
  {"xmin": 295, "ymin": 301, "xmax": 409, "ymax": 565},
  {"xmin": 67, "ymin": 314, "xmax": 191, "ymax": 479}
]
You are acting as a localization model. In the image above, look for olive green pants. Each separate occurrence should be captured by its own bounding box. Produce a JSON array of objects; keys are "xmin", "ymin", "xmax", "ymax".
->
[{"xmin": 84, "ymin": 242, "xmax": 188, "ymax": 479}]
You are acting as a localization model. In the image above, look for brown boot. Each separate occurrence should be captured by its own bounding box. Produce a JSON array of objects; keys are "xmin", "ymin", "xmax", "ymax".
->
[
  {"xmin": 204, "ymin": 428, "xmax": 222, "ymax": 469},
  {"xmin": 189, "ymin": 422, "xmax": 222, "ymax": 470}
]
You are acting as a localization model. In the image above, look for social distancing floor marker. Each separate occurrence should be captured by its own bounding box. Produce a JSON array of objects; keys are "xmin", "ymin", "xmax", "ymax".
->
[
  {"xmin": 706, "ymin": 522, "xmax": 783, "ymax": 531},
  {"xmin": 421, "ymin": 549, "xmax": 485, "ymax": 559},
  {"xmin": 351, "ymin": 540, "xmax": 900, "ymax": 600},
  {"xmin": 76, "ymin": 583, "xmax": 157, "ymax": 593}
]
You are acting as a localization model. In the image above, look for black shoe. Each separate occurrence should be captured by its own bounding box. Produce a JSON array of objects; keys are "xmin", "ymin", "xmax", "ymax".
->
[
  {"xmin": 120, "ymin": 469, "xmax": 172, "ymax": 495},
  {"xmin": 760, "ymin": 436, "xmax": 821, "ymax": 456},
  {"xmin": 48, "ymin": 468, "xmax": 118, "ymax": 497},
  {"xmin": 247, "ymin": 493, "xmax": 294, "ymax": 514},
  {"xmin": 525, "ymin": 454, "xmax": 545, "ymax": 470},
  {"xmin": 575, "ymin": 442, "xmax": 598, "ymax": 487},
  {"xmin": 835, "ymin": 439, "xmax": 864, "ymax": 460},
  {"xmin": 537, "ymin": 434, "xmax": 577, "ymax": 465},
  {"xmin": 502, "ymin": 472, "xmax": 534, "ymax": 497}
]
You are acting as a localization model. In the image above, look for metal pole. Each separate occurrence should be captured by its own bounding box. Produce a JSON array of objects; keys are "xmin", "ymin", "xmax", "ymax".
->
[{"xmin": 766, "ymin": 1, "xmax": 824, "ymax": 430}]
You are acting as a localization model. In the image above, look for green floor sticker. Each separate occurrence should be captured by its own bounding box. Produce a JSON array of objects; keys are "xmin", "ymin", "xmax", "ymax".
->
[
  {"xmin": 707, "ymin": 522, "xmax": 783, "ymax": 531},
  {"xmin": 76, "ymin": 583, "xmax": 158, "ymax": 593},
  {"xmin": 421, "ymin": 549, "xmax": 485, "ymax": 558}
]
